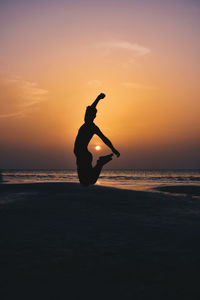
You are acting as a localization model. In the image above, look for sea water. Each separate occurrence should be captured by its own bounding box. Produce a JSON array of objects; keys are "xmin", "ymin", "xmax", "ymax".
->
[{"xmin": 1, "ymin": 169, "xmax": 200, "ymax": 191}]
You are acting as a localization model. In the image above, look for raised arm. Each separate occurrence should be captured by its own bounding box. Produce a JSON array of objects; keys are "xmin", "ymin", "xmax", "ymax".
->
[
  {"xmin": 90, "ymin": 93, "xmax": 106, "ymax": 109},
  {"xmin": 95, "ymin": 127, "xmax": 120, "ymax": 157}
]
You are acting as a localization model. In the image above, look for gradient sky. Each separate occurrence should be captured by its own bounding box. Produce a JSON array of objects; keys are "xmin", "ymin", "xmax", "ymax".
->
[{"xmin": 0, "ymin": 0, "xmax": 200, "ymax": 169}]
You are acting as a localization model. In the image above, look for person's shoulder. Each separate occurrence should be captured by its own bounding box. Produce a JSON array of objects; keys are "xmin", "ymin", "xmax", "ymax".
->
[
  {"xmin": 93, "ymin": 123, "xmax": 100, "ymax": 132},
  {"xmin": 93, "ymin": 122, "xmax": 98, "ymax": 128},
  {"xmin": 78, "ymin": 123, "xmax": 85, "ymax": 131}
]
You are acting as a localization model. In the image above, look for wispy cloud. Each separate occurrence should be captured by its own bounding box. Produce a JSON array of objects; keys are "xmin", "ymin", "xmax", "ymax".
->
[
  {"xmin": 0, "ymin": 77, "xmax": 48, "ymax": 119},
  {"xmin": 95, "ymin": 41, "xmax": 150, "ymax": 56},
  {"xmin": 0, "ymin": 112, "xmax": 23, "ymax": 119},
  {"xmin": 121, "ymin": 82, "xmax": 156, "ymax": 90},
  {"xmin": 87, "ymin": 80, "xmax": 102, "ymax": 88}
]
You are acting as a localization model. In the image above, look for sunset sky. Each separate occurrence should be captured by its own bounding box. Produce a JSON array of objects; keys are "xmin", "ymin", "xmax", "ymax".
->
[{"xmin": 0, "ymin": 0, "xmax": 200, "ymax": 169}]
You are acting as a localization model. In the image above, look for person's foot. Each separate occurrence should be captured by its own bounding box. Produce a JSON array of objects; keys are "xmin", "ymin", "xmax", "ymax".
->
[{"xmin": 97, "ymin": 154, "xmax": 113, "ymax": 166}]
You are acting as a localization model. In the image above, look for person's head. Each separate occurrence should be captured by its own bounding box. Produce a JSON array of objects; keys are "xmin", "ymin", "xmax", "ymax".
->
[{"xmin": 84, "ymin": 106, "xmax": 97, "ymax": 123}]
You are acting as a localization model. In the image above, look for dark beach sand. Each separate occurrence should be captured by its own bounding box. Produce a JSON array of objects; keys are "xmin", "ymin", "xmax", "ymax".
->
[{"xmin": 0, "ymin": 183, "xmax": 200, "ymax": 300}]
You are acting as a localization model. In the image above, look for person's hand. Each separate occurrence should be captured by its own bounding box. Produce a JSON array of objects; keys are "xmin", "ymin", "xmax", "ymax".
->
[
  {"xmin": 97, "ymin": 93, "xmax": 106, "ymax": 100},
  {"xmin": 113, "ymin": 149, "xmax": 120, "ymax": 157}
]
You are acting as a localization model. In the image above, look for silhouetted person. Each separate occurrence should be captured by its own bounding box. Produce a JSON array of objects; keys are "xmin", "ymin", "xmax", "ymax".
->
[{"xmin": 74, "ymin": 93, "xmax": 120, "ymax": 186}]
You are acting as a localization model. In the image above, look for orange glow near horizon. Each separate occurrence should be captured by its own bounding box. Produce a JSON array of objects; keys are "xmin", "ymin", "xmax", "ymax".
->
[{"xmin": 0, "ymin": 0, "xmax": 200, "ymax": 168}]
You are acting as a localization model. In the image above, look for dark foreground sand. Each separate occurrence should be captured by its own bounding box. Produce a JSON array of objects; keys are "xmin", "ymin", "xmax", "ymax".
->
[{"xmin": 0, "ymin": 183, "xmax": 200, "ymax": 300}]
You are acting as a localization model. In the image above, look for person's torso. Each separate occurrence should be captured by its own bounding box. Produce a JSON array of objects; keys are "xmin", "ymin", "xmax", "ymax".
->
[{"xmin": 74, "ymin": 123, "xmax": 97, "ymax": 154}]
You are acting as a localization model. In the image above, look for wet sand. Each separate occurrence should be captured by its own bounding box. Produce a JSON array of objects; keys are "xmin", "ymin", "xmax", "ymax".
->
[{"xmin": 0, "ymin": 183, "xmax": 200, "ymax": 299}]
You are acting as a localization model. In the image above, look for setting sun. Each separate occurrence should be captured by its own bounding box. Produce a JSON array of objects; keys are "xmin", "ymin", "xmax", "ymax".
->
[
  {"xmin": 0, "ymin": 0, "xmax": 199, "ymax": 169},
  {"xmin": 95, "ymin": 146, "xmax": 101, "ymax": 151}
]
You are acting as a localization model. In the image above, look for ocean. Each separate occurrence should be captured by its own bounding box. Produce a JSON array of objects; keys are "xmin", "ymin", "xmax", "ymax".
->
[{"xmin": 1, "ymin": 169, "xmax": 200, "ymax": 191}]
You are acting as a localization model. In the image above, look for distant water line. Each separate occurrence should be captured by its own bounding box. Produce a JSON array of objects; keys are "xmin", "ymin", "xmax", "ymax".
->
[{"xmin": 1, "ymin": 169, "xmax": 200, "ymax": 191}]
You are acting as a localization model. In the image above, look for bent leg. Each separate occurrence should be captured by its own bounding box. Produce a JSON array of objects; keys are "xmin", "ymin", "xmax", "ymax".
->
[
  {"xmin": 89, "ymin": 154, "xmax": 113, "ymax": 185},
  {"xmin": 76, "ymin": 151, "xmax": 93, "ymax": 186},
  {"xmin": 76, "ymin": 153, "xmax": 113, "ymax": 186},
  {"xmin": 77, "ymin": 166, "xmax": 93, "ymax": 186}
]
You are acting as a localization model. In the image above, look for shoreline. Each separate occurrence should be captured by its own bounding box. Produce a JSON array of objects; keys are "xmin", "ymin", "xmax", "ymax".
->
[{"xmin": 1, "ymin": 181, "xmax": 200, "ymax": 196}]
